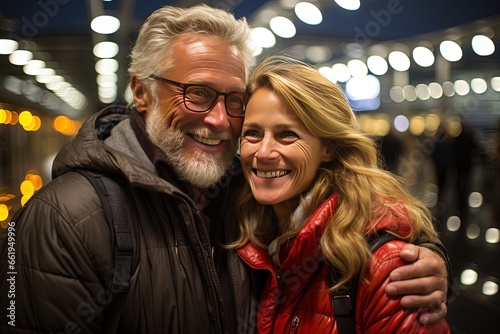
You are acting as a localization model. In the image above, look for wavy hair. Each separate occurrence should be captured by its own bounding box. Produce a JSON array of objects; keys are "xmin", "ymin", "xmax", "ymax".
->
[
  {"xmin": 232, "ymin": 55, "xmax": 437, "ymax": 291},
  {"xmin": 128, "ymin": 4, "xmax": 254, "ymax": 96}
]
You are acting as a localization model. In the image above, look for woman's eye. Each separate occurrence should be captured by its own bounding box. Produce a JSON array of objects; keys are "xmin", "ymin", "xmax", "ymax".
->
[
  {"xmin": 242, "ymin": 129, "xmax": 260, "ymax": 138},
  {"xmin": 280, "ymin": 131, "xmax": 298, "ymax": 139}
]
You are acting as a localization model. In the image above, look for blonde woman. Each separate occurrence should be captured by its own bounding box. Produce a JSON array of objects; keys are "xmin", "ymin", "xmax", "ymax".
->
[{"xmin": 231, "ymin": 56, "xmax": 450, "ymax": 333}]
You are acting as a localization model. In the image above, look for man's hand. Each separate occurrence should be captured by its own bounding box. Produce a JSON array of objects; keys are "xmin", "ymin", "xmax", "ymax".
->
[{"xmin": 386, "ymin": 243, "xmax": 448, "ymax": 325}]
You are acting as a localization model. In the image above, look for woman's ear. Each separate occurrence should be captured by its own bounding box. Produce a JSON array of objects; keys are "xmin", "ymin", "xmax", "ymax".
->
[
  {"xmin": 130, "ymin": 75, "xmax": 151, "ymax": 113},
  {"xmin": 321, "ymin": 143, "xmax": 334, "ymax": 162}
]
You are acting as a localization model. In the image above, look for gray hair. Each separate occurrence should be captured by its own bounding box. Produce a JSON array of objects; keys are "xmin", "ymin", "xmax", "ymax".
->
[{"xmin": 128, "ymin": 4, "xmax": 255, "ymax": 92}]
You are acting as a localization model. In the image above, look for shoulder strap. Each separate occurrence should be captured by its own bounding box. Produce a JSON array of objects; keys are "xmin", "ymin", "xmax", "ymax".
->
[
  {"xmin": 75, "ymin": 169, "xmax": 140, "ymax": 333},
  {"xmin": 331, "ymin": 233, "xmax": 401, "ymax": 334}
]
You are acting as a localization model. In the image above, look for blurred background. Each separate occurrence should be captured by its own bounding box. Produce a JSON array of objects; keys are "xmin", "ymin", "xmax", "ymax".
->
[{"xmin": 0, "ymin": 0, "xmax": 499, "ymax": 332}]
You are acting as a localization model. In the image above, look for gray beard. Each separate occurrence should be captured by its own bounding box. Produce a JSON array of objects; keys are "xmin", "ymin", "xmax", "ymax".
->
[{"xmin": 145, "ymin": 103, "xmax": 236, "ymax": 189}]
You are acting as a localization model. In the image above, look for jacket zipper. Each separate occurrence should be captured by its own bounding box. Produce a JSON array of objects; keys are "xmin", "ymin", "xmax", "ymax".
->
[
  {"xmin": 174, "ymin": 238, "xmax": 187, "ymax": 278},
  {"xmin": 274, "ymin": 269, "xmax": 285, "ymax": 328},
  {"xmin": 290, "ymin": 316, "xmax": 301, "ymax": 333}
]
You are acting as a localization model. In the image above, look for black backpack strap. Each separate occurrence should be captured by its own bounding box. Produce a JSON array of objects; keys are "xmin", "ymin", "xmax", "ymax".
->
[
  {"xmin": 331, "ymin": 233, "xmax": 401, "ymax": 334},
  {"xmin": 75, "ymin": 170, "xmax": 139, "ymax": 333}
]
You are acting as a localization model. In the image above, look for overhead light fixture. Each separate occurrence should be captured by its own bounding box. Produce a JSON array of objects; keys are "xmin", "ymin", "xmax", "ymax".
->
[
  {"xmin": 334, "ymin": 0, "xmax": 361, "ymax": 11},
  {"xmin": 95, "ymin": 58, "xmax": 119, "ymax": 75},
  {"xmin": 470, "ymin": 78, "xmax": 487, "ymax": 94},
  {"xmin": 471, "ymin": 34, "xmax": 495, "ymax": 56},
  {"xmin": 367, "ymin": 55, "xmax": 388, "ymax": 76},
  {"xmin": 295, "ymin": 2, "xmax": 323, "ymax": 25},
  {"xmin": 439, "ymin": 40, "xmax": 462, "ymax": 62},
  {"xmin": 331, "ymin": 63, "xmax": 351, "ymax": 82},
  {"xmin": 347, "ymin": 59, "xmax": 368, "ymax": 77},
  {"xmin": 251, "ymin": 27, "xmax": 276, "ymax": 48},
  {"xmin": 269, "ymin": 16, "xmax": 296, "ymax": 38},
  {"xmin": 388, "ymin": 51, "xmax": 410, "ymax": 71},
  {"xmin": 93, "ymin": 41, "xmax": 119, "ymax": 58},
  {"xmin": 23, "ymin": 59, "xmax": 46, "ymax": 75},
  {"xmin": 0, "ymin": 39, "xmax": 19, "ymax": 55},
  {"xmin": 9, "ymin": 50, "xmax": 33, "ymax": 66},
  {"xmin": 412, "ymin": 46, "xmax": 435, "ymax": 67},
  {"xmin": 91, "ymin": 15, "xmax": 120, "ymax": 34}
]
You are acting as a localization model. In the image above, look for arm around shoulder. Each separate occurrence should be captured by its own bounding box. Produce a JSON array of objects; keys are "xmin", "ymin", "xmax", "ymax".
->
[{"xmin": 356, "ymin": 241, "xmax": 450, "ymax": 334}]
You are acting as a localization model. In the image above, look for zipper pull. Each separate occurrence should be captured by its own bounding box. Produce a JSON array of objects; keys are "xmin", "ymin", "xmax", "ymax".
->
[{"xmin": 290, "ymin": 316, "xmax": 300, "ymax": 333}]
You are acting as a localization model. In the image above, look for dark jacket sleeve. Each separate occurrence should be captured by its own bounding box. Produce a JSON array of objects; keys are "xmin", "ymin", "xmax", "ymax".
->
[
  {"xmin": 0, "ymin": 173, "xmax": 113, "ymax": 334},
  {"xmin": 415, "ymin": 235, "xmax": 453, "ymax": 299}
]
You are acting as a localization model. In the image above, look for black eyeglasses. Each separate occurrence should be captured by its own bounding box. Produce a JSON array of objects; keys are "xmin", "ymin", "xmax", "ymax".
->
[{"xmin": 148, "ymin": 74, "xmax": 246, "ymax": 118}]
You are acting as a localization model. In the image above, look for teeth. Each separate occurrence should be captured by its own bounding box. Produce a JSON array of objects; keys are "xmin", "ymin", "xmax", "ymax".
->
[
  {"xmin": 255, "ymin": 170, "xmax": 289, "ymax": 178},
  {"xmin": 192, "ymin": 134, "xmax": 222, "ymax": 146}
]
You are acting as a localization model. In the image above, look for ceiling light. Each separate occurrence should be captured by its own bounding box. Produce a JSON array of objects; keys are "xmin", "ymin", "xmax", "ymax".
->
[
  {"xmin": 483, "ymin": 281, "xmax": 498, "ymax": 296},
  {"xmin": 23, "ymin": 60, "xmax": 46, "ymax": 75},
  {"xmin": 428, "ymin": 82, "xmax": 443, "ymax": 99},
  {"xmin": 319, "ymin": 66, "xmax": 337, "ymax": 83},
  {"xmin": 93, "ymin": 41, "xmax": 119, "ymax": 58},
  {"xmin": 460, "ymin": 269, "xmax": 478, "ymax": 285},
  {"xmin": 95, "ymin": 58, "xmax": 119, "ymax": 75},
  {"xmin": 409, "ymin": 116, "xmax": 426, "ymax": 135},
  {"xmin": 439, "ymin": 40, "xmax": 462, "ymax": 62},
  {"xmin": 471, "ymin": 35, "xmax": 495, "ymax": 56},
  {"xmin": 295, "ymin": 2, "xmax": 323, "ymax": 25},
  {"xmin": 331, "ymin": 63, "xmax": 350, "ymax": 82},
  {"xmin": 393, "ymin": 115, "xmax": 409, "ymax": 132},
  {"xmin": 367, "ymin": 55, "xmax": 388, "ymax": 75},
  {"xmin": 454, "ymin": 79, "xmax": 470, "ymax": 96},
  {"xmin": 471, "ymin": 78, "xmax": 487, "ymax": 94},
  {"xmin": 466, "ymin": 224, "xmax": 480, "ymax": 239},
  {"xmin": 491, "ymin": 77, "xmax": 500, "ymax": 92},
  {"xmin": 416, "ymin": 84, "xmax": 430, "ymax": 100},
  {"xmin": 0, "ymin": 39, "xmax": 19, "ymax": 54},
  {"xmin": 91, "ymin": 15, "xmax": 120, "ymax": 34},
  {"xmin": 346, "ymin": 75, "xmax": 380, "ymax": 100},
  {"xmin": 97, "ymin": 73, "xmax": 118, "ymax": 85},
  {"xmin": 251, "ymin": 27, "xmax": 276, "ymax": 48},
  {"xmin": 334, "ymin": 0, "xmax": 361, "ymax": 11},
  {"xmin": 347, "ymin": 59, "xmax": 368, "ymax": 77},
  {"xmin": 412, "ymin": 46, "xmax": 435, "ymax": 67},
  {"xmin": 485, "ymin": 228, "xmax": 500, "ymax": 243},
  {"xmin": 388, "ymin": 51, "xmax": 410, "ymax": 71},
  {"xmin": 389, "ymin": 86, "xmax": 404, "ymax": 103},
  {"xmin": 403, "ymin": 85, "xmax": 417, "ymax": 102},
  {"xmin": 35, "ymin": 68, "xmax": 56, "ymax": 84},
  {"xmin": 9, "ymin": 50, "xmax": 33, "ymax": 66},
  {"xmin": 269, "ymin": 16, "xmax": 296, "ymax": 38},
  {"xmin": 442, "ymin": 81, "xmax": 455, "ymax": 97}
]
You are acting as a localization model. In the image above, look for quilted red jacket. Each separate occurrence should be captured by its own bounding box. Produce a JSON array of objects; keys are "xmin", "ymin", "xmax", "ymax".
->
[{"xmin": 236, "ymin": 193, "xmax": 450, "ymax": 334}]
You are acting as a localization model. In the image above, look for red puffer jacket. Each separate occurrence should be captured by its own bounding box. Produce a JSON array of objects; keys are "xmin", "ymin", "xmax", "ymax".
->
[{"xmin": 237, "ymin": 193, "xmax": 450, "ymax": 334}]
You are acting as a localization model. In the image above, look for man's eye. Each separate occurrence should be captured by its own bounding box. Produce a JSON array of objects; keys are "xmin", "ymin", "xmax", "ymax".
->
[
  {"xmin": 187, "ymin": 87, "xmax": 212, "ymax": 101},
  {"xmin": 227, "ymin": 94, "xmax": 244, "ymax": 105}
]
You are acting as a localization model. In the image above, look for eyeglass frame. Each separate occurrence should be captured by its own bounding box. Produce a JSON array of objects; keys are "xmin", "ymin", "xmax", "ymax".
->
[{"xmin": 148, "ymin": 74, "xmax": 247, "ymax": 118}]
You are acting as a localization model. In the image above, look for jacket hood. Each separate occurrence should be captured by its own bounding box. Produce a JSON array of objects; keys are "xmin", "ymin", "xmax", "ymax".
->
[{"xmin": 52, "ymin": 105, "xmax": 182, "ymax": 195}]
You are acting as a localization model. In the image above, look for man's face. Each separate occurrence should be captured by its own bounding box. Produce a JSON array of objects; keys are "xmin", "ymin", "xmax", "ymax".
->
[{"xmin": 133, "ymin": 34, "xmax": 246, "ymax": 188}]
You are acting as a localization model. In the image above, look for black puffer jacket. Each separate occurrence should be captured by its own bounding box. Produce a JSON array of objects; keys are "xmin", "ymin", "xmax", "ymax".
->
[{"xmin": 0, "ymin": 105, "xmax": 261, "ymax": 333}]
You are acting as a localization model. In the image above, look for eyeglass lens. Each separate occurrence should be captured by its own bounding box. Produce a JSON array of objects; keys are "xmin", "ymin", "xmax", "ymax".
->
[{"xmin": 184, "ymin": 85, "xmax": 245, "ymax": 116}]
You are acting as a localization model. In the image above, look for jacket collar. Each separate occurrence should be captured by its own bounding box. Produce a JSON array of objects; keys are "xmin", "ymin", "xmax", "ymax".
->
[{"xmin": 237, "ymin": 193, "xmax": 339, "ymax": 272}]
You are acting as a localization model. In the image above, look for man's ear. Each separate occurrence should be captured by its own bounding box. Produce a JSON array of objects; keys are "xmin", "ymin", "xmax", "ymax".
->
[{"xmin": 130, "ymin": 75, "xmax": 150, "ymax": 113}]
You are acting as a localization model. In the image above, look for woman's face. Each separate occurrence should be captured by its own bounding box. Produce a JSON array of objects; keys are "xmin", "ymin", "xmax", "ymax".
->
[{"xmin": 240, "ymin": 86, "xmax": 331, "ymax": 220}]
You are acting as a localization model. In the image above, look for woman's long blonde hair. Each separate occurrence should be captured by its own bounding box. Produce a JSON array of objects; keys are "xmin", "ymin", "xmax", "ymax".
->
[{"xmin": 231, "ymin": 55, "xmax": 438, "ymax": 291}]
